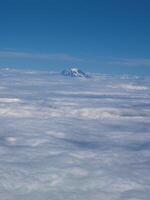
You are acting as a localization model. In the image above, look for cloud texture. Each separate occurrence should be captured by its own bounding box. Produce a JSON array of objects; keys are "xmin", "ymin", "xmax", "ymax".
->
[{"xmin": 0, "ymin": 68, "xmax": 150, "ymax": 200}]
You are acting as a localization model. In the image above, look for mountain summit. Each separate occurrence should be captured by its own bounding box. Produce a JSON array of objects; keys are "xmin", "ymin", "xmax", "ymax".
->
[{"xmin": 61, "ymin": 67, "xmax": 90, "ymax": 78}]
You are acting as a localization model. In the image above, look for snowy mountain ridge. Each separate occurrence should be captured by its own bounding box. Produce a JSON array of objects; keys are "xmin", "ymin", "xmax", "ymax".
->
[{"xmin": 61, "ymin": 67, "xmax": 90, "ymax": 78}]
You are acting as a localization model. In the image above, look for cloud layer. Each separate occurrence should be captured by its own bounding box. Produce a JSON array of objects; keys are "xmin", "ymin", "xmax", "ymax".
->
[
  {"xmin": 0, "ymin": 51, "xmax": 82, "ymax": 61},
  {"xmin": 0, "ymin": 68, "xmax": 150, "ymax": 200},
  {"xmin": 1, "ymin": 50, "xmax": 150, "ymax": 68}
]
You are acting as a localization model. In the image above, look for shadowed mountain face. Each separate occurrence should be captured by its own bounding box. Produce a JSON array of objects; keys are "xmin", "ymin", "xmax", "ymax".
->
[
  {"xmin": 61, "ymin": 67, "xmax": 90, "ymax": 78},
  {"xmin": 0, "ymin": 68, "xmax": 150, "ymax": 200}
]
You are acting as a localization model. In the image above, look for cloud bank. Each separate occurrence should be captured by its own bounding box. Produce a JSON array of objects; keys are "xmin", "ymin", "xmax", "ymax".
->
[{"xmin": 0, "ymin": 68, "xmax": 150, "ymax": 200}]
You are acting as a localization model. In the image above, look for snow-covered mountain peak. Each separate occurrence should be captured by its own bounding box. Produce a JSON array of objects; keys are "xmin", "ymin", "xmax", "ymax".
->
[{"xmin": 61, "ymin": 67, "xmax": 90, "ymax": 78}]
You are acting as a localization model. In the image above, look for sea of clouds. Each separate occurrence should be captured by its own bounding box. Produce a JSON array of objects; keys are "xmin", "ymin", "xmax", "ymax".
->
[{"xmin": 0, "ymin": 68, "xmax": 150, "ymax": 200}]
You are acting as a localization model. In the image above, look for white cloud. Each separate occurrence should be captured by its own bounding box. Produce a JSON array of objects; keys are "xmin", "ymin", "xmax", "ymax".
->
[
  {"xmin": 0, "ymin": 98, "xmax": 22, "ymax": 103},
  {"xmin": 0, "ymin": 105, "xmax": 149, "ymax": 122},
  {"xmin": 110, "ymin": 84, "xmax": 148, "ymax": 90},
  {"xmin": 0, "ymin": 69, "xmax": 150, "ymax": 200}
]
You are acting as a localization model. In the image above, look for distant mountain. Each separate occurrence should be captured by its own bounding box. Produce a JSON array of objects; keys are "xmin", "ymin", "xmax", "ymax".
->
[{"xmin": 61, "ymin": 68, "xmax": 90, "ymax": 78}]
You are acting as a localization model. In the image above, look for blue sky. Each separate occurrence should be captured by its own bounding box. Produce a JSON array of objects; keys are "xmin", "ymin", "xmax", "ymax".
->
[{"xmin": 0, "ymin": 0, "xmax": 150, "ymax": 74}]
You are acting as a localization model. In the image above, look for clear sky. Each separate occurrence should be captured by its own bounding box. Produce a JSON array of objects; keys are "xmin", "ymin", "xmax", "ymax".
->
[{"xmin": 0, "ymin": 0, "xmax": 150, "ymax": 74}]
